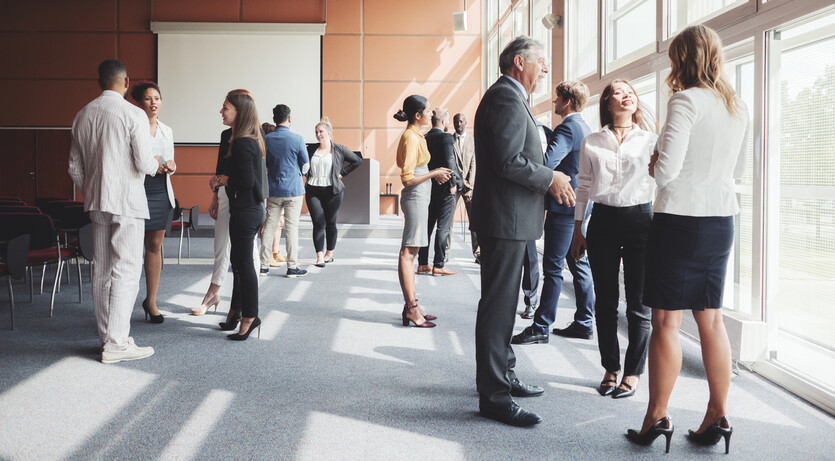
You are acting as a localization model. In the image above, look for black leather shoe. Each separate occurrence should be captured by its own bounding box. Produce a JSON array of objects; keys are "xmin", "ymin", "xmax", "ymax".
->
[
  {"xmin": 612, "ymin": 381, "xmax": 636, "ymax": 399},
  {"xmin": 520, "ymin": 304, "xmax": 535, "ymax": 319},
  {"xmin": 552, "ymin": 322, "xmax": 593, "ymax": 339},
  {"xmin": 510, "ymin": 378, "xmax": 544, "ymax": 397},
  {"xmin": 511, "ymin": 326, "xmax": 549, "ymax": 345},
  {"xmin": 479, "ymin": 401, "xmax": 542, "ymax": 427}
]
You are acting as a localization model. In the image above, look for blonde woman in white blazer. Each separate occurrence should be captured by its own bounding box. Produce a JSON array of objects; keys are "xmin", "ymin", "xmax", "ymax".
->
[
  {"xmin": 627, "ymin": 25, "xmax": 748, "ymax": 454},
  {"xmin": 131, "ymin": 81, "xmax": 176, "ymax": 324}
]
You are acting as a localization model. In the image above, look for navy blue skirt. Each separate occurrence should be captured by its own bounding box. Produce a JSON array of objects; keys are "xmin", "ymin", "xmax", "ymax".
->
[{"xmin": 643, "ymin": 213, "xmax": 734, "ymax": 310}]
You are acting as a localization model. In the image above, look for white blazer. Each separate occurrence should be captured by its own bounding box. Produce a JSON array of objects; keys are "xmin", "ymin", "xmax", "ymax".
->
[
  {"xmin": 653, "ymin": 87, "xmax": 748, "ymax": 217},
  {"xmin": 154, "ymin": 120, "xmax": 177, "ymax": 208}
]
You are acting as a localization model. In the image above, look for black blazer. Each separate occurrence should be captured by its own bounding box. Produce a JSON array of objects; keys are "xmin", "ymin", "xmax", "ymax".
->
[
  {"xmin": 471, "ymin": 76, "xmax": 554, "ymax": 241},
  {"xmin": 305, "ymin": 142, "xmax": 363, "ymax": 195},
  {"xmin": 217, "ymin": 128, "xmax": 268, "ymax": 200},
  {"xmin": 424, "ymin": 128, "xmax": 463, "ymax": 195},
  {"xmin": 225, "ymin": 137, "xmax": 264, "ymax": 209}
]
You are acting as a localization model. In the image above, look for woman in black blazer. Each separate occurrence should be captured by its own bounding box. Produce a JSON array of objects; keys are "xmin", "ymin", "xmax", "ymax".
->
[
  {"xmin": 209, "ymin": 91, "xmax": 265, "ymax": 340},
  {"xmin": 305, "ymin": 117, "xmax": 363, "ymax": 267}
]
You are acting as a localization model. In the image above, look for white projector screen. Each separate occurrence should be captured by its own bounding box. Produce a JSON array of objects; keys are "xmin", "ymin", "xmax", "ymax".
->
[{"xmin": 157, "ymin": 33, "xmax": 321, "ymax": 144}]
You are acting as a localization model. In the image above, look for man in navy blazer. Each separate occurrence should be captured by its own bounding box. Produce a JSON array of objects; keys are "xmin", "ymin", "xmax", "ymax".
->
[
  {"xmin": 472, "ymin": 37, "xmax": 575, "ymax": 427},
  {"xmin": 513, "ymin": 81, "xmax": 596, "ymax": 345}
]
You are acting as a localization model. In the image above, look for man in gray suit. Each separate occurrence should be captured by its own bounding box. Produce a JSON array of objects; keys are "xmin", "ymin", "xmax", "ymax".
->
[{"xmin": 472, "ymin": 36, "xmax": 575, "ymax": 427}]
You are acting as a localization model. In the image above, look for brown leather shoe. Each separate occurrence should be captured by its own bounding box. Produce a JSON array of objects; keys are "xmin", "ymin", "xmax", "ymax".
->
[
  {"xmin": 417, "ymin": 265, "xmax": 432, "ymax": 275},
  {"xmin": 272, "ymin": 251, "xmax": 287, "ymax": 263},
  {"xmin": 432, "ymin": 266, "xmax": 458, "ymax": 276}
]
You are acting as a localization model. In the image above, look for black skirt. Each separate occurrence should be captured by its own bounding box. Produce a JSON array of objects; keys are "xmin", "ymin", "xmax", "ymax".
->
[
  {"xmin": 643, "ymin": 213, "xmax": 734, "ymax": 310},
  {"xmin": 144, "ymin": 174, "xmax": 172, "ymax": 231}
]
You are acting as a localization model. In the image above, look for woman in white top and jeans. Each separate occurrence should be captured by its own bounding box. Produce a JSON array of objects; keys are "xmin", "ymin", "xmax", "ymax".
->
[
  {"xmin": 627, "ymin": 25, "xmax": 748, "ymax": 454},
  {"xmin": 571, "ymin": 79, "xmax": 656, "ymax": 401},
  {"xmin": 305, "ymin": 117, "xmax": 363, "ymax": 267}
]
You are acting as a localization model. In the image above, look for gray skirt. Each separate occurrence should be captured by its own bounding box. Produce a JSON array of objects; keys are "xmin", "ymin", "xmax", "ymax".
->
[{"xmin": 400, "ymin": 165, "xmax": 431, "ymax": 247}]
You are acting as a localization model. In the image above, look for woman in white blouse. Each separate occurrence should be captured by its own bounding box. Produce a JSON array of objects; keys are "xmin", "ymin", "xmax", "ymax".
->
[
  {"xmin": 570, "ymin": 79, "xmax": 656, "ymax": 401},
  {"xmin": 305, "ymin": 117, "xmax": 363, "ymax": 267},
  {"xmin": 130, "ymin": 81, "xmax": 176, "ymax": 324},
  {"xmin": 627, "ymin": 25, "xmax": 747, "ymax": 454}
]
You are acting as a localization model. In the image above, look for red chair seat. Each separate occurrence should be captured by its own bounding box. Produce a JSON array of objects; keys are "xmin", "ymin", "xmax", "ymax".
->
[
  {"xmin": 27, "ymin": 248, "xmax": 75, "ymax": 264},
  {"xmin": 170, "ymin": 222, "xmax": 184, "ymax": 230}
]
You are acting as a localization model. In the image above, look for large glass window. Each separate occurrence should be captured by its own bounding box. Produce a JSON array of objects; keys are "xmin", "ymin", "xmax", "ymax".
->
[
  {"xmin": 605, "ymin": 0, "xmax": 656, "ymax": 69},
  {"xmin": 566, "ymin": 0, "xmax": 598, "ymax": 80},
  {"xmin": 723, "ymin": 53, "xmax": 755, "ymax": 316},
  {"xmin": 513, "ymin": 0, "xmax": 529, "ymax": 37},
  {"xmin": 530, "ymin": 0, "xmax": 551, "ymax": 105},
  {"xmin": 668, "ymin": 0, "xmax": 747, "ymax": 36},
  {"xmin": 766, "ymin": 11, "xmax": 835, "ymax": 391},
  {"xmin": 487, "ymin": 0, "xmax": 498, "ymax": 30},
  {"xmin": 487, "ymin": 33, "xmax": 499, "ymax": 86}
]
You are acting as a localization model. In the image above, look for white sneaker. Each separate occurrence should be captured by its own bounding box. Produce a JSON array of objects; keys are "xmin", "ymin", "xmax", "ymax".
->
[{"xmin": 101, "ymin": 342, "xmax": 154, "ymax": 364}]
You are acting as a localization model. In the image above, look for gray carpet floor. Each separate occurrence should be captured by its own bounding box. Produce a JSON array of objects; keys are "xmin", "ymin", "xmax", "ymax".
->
[{"xmin": 0, "ymin": 219, "xmax": 833, "ymax": 460}]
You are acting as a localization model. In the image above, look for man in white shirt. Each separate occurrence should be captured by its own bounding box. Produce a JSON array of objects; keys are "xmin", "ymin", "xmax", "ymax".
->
[
  {"xmin": 447, "ymin": 113, "xmax": 479, "ymax": 262},
  {"xmin": 69, "ymin": 59, "xmax": 161, "ymax": 364}
]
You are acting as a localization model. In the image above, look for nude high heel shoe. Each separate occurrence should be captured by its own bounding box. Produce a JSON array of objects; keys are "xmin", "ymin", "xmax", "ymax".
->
[{"xmin": 191, "ymin": 295, "xmax": 220, "ymax": 316}]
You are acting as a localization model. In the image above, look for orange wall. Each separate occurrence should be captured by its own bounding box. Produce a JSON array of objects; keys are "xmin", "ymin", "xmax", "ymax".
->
[{"xmin": 0, "ymin": 0, "xmax": 482, "ymax": 217}]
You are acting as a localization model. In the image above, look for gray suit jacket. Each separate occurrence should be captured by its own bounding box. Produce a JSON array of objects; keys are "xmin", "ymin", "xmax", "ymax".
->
[{"xmin": 471, "ymin": 76, "xmax": 554, "ymax": 241}]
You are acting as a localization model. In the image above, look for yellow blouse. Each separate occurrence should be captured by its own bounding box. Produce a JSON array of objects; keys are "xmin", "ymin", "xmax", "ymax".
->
[{"xmin": 396, "ymin": 124, "xmax": 431, "ymax": 182}]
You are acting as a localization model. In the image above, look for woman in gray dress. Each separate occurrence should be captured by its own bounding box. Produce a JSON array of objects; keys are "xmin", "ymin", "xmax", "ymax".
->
[
  {"xmin": 393, "ymin": 95, "xmax": 451, "ymax": 328},
  {"xmin": 131, "ymin": 81, "xmax": 175, "ymax": 324}
]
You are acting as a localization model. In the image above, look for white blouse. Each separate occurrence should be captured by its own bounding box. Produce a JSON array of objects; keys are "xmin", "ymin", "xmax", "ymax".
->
[
  {"xmin": 152, "ymin": 120, "xmax": 176, "ymax": 208},
  {"xmin": 653, "ymin": 87, "xmax": 748, "ymax": 217},
  {"xmin": 308, "ymin": 150, "xmax": 333, "ymax": 187},
  {"xmin": 574, "ymin": 125, "xmax": 658, "ymax": 221}
]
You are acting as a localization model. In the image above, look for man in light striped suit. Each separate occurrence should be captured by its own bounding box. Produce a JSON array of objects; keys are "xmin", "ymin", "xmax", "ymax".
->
[{"xmin": 69, "ymin": 59, "xmax": 161, "ymax": 364}]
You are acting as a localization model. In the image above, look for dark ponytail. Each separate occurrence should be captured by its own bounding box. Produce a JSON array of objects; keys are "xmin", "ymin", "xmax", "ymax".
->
[{"xmin": 392, "ymin": 95, "xmax": 428, "ymax": 124}]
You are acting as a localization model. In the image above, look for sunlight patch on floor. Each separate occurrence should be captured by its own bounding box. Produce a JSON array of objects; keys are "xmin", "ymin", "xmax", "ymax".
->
[
  {"xmin": 331, "ymin": 318, "xmax": 436, "ymax": 365},
  {"xmin": 297, "ymin": 412, "xmax": 465, "ymax": 461},
  {"xmin": 0, "ymin": 357, "xmax": 154, "ymax": 460}
]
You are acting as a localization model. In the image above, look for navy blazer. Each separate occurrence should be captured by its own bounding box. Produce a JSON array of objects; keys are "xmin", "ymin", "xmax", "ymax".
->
[{"xmin": 543, "ymin": 114, "xmax": 591, "ymax": 214}]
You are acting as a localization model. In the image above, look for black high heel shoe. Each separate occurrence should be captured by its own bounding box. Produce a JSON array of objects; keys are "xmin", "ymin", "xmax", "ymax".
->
[
  {"xmin": 227, "ymin": 317, "xmax": 261, "ymax": 341},
  {"xmin": 687, "ymin": 417, "xmax": 733, "ymax": 454},
  {"xmin": 626, "ymin": 416, "xmax": 674, "ymax": 453},
  {"xmin": 142, "ymin": 299, "xmax": 164, "ymax": 324},
  {"xmin": 219, "ymin": 310, "xmax": 242, "ymax": 331}
]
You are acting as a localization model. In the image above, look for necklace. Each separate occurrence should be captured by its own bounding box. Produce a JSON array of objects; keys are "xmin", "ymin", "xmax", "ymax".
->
[{"xmin": 612, "ymin": 125, "xmax": 633, "ymax": 128}]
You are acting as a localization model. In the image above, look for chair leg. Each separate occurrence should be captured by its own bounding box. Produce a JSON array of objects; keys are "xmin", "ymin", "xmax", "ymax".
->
[
  {"xmin": 49, "ymin": 261, "xmax": 64, "ymax": 317},
  {"xmin": 187, "ymin": 227, "xmax": 191, "ymax": 258},
  {"xmin": 28, "ymin": 266, "xmax": 33, "ymax": 303},
  {"xmin": 178, "ymin": 227, "xmax": 184, "ymax": 264},
  {"xmin": 7, "ymin": 276, "xmax": 14, "ymax": 330},
  {"xmin": 40, "ymin": 265, "xmax": 46, "ymax": 294},
  {"xmin": 76, "ymin": 257, "xmax": 82, "ymax": 303}
]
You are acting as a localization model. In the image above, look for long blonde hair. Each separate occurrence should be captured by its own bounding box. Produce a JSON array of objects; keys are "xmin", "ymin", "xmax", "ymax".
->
[{"xmin": 665, "ymin": 25, "xmax": 740, "ymax": 116}]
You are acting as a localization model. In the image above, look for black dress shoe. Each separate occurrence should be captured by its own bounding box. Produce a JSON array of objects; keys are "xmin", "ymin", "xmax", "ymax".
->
[
  {"xmin": 510, "ymin": 378, "xmax": 544, "ymax": 397},
  {"xmin": 612, "ymin": 381, "xmax": 636, "ymax": 399},
  {"xmin": 511, "ymin": 326, "xmax": 549, "ymax": 345},
  {"xmin": 520, "ymin": 304, "xmax": 535, "ymax": 319},
  {"xmin": 552, "ymin": 322, "xmax": 593, "ymax": 339},
  {"xmin": 479, "ymin": 401, "xmax": 542, "ymax": 427}
]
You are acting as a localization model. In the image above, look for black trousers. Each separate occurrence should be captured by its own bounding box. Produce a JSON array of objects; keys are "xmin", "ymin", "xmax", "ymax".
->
[
  {"xmin": 229, "ymin": 203, "xmax": 264, "ymax": 318},
  {"xmin": 418, "ymin": 189, "xmax": 456, "ymax": 267},
  {"xmin": 586, "ymin": 202, "xmax": 652, "ymax": 376},
  {"xmin": 476, "ymin": 236, "xmax": 526, "ymax": 407},
  {"xmin": 305, "ymin": 185, "xmax": 344, "ymax": 253}
]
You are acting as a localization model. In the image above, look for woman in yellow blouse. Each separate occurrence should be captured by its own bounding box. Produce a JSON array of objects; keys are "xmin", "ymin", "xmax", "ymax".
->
[{"xmin": 394, "ymin": 95, "xmax": 452, "ymax": 328}]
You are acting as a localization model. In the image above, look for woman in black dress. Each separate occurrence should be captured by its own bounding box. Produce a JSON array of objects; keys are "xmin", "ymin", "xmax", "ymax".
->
[
  {"xmin": 209, "ymin": 92, "xmax": 266, "ymax": 340},
  {"xmin": 131, "ymin": 81, "xmax": 175, "ymax": 324}
]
